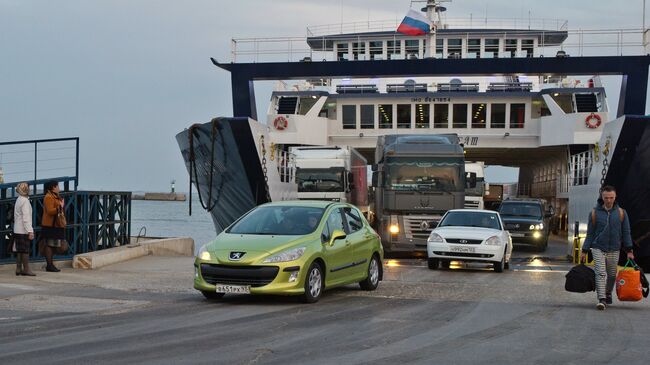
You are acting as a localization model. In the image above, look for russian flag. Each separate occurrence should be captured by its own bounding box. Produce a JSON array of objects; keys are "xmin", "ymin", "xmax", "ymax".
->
[{"xmin": 397, "ymin": 9, "xmax": 431, "ymax": 36}]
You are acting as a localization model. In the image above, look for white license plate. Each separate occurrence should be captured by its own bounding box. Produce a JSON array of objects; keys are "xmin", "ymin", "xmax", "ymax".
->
[
  {"xmin": 510, "ymin": 233, "xmax": 525, "ymax": 237},
  {"xmin": 215, "ymin": 284, "xmax": 250, "ymax": 294},
  {"xmin": 449, "ymin": 246, "xmax": 475, "ymax": 253}
]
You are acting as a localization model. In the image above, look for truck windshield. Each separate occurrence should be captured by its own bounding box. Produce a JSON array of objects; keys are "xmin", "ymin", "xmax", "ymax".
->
[
  {"xmin": 384, "ymin": 157, "xmax": 464, "ymax": 192},
  {"xmin": 465, "ymin": 177, "xmax": 485, "ymax": 196},
  {"xmin": 296, "ymin": 168, "xmax": 344, "ymax": 192}
]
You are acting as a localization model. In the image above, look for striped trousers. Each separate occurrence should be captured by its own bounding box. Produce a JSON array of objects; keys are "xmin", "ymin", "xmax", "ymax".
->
[{"xmin": 591, "ymin": 248, "xmax": 619, "ymax": 300}]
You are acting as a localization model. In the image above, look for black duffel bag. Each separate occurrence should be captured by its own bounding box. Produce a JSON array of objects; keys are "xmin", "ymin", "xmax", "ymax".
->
[{"xmin": 565, "ymin": 264, "xmax": 595, "ymax": 293}]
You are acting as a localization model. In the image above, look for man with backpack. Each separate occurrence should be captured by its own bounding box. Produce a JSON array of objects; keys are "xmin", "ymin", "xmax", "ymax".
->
[{"xmin": 581, "ymin": 185, "xmax": 634, "ymax": 310}]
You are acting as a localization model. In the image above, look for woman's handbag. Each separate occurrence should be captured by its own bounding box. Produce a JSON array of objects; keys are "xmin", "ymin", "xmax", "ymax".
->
[
  {"xmin": 55, "ymin": 205, "xmax": 67, "ymax": 227},
  {"xmin": 616, "ymin": 259, "xmax": 644, "ymax": 301}
]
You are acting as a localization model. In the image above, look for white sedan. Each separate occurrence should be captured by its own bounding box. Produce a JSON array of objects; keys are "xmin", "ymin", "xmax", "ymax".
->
[{"xmin": 427, "ymin": 209, "xmax": 513, "ymax": 272}]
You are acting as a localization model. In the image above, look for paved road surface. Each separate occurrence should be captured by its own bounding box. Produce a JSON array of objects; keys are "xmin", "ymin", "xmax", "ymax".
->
[{"xmin": 0, "ymin": 238, "xmax": 648, "ymax": 365}]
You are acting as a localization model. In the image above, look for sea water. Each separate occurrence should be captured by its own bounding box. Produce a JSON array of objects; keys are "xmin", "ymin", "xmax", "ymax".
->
[{"xmin": 130, "ymin": 194, "xmax": 216, "ymax": 250}]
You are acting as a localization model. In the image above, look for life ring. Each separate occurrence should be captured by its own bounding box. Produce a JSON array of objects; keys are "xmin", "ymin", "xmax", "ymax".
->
[
  {"xmin": 273, "ymin": 116, "xmax": 288, "ymax": 131},
  {"xmin": 585, "ymin": 113, "xmax": 601, "ymax": 129}
]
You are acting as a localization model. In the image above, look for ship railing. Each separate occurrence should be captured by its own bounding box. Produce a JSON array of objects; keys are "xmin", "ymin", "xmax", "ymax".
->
[
  {"xmin": 231, "ymin": 27, "xmax": 646, "ymax": 63},
  {"xmin": 567, "ymin": 149, "xmax": 594, "ymax": 187},
  {"xmin": 305, "ymin": 17, "xmax": 569, "ymax": 37},
  {"xmin": 275, "ymin": 149, "xmax": 295, "ymax": 184}
]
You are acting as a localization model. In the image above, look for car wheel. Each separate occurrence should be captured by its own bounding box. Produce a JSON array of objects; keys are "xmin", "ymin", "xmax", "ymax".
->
[
  {"xmin": 359, "ymin": 255, "xmax": 381, "ymax": 291},
  {"xmin": 201, "ymin": 291, "xmax": 225, "ymax": 300},
  {"xmin": 427, "ymin": 258, "xmax": 439, "ymax": 270},
  {"xmin": 302, "ymin": 262, "xmax": 324, "ymax": 303},
  {"xmin": 494, "ymin": 252, "xmax": 505, "ymax": 273},
  {"xmin": 440, "ymin": 260, "xmax": 451, "ymax": 269}
]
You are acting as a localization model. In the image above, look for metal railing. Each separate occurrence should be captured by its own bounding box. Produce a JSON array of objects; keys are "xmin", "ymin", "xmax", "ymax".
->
[
  {"xmin": 0, "ymin": 190, "xmax": 131, "ymax": 263},
  {"xmin": 230, "ymin": 27, "xmax": 646, "ymax": 63},
  {"xmin": 305, "ymin": 17, "xmax": 569, "ymax": 37}
]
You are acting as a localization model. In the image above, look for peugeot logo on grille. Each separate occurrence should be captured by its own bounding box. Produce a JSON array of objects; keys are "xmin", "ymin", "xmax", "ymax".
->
[
  {"xmin": 460, "ymin": 239, "xmax": 468, "ymax": 244},
  {"xmin": 420, "ymin": 221, "xmax": 429, "ymax": 230},
  {"xmin": 229, "ymin": 252, "xmax": 245, "ymax": 261}
]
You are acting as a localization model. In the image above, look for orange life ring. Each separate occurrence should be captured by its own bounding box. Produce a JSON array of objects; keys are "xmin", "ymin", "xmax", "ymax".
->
[
  {"xmin": 585, "ymin": 113, "xmax": 601, "ymax": 129},
  {"xmin": 273, "ymin": 116, "xmax": 288, "ymax": 131}
]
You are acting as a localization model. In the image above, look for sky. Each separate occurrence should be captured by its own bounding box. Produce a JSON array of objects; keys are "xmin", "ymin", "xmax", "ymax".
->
[{"xmin": 1, "ymin": 0, "xmax": 648, "ymax": 191}]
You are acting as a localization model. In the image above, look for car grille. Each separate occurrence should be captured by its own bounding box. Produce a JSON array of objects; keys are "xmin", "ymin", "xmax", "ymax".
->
[
  {"xmin": 433, "ymin": 251, "xmax": 495, "ymax": 258},
  {"xmin": 403, "ymin": 215, "xmax": 441, "ymax": 240},
  {"xmin": 445, "ymin": 238, "xmax": 483, "ymax": 245},
  {"xmin": 504, "ymin": 223, "xmax": 528, "ymax": 232},
  {"xmin": 200, "ymin": 264, "xmax": 279, "ymax": 287}
]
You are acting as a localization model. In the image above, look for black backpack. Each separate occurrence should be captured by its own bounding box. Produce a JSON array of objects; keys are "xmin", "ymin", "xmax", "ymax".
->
[{"xmin": 565, "ymin": 264, "xmax": 596, "ymax": 293}]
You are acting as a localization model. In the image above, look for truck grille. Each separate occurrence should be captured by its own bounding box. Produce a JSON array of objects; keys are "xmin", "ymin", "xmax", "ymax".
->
[
  {"xmin": 464, "ymin": 200, "xmax": 480, "ymax": 209},
  {"xmin": 200, "ymin": 264, "xmax": 279, "ymax": 287},
  {"xmin": 403, "ymin": 215, "xmax": 441, "ymax": 240}
]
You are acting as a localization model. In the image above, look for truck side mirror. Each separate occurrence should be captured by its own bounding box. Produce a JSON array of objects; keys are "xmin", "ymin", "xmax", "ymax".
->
[
  {"xmin": 484, "ymin": 182, "xmax": 490, "ymax": 196},
  {"xmin": 466, "ymin": 172, "xmax": 477, "ymax": 188},
  {"xmin": 371, "ymin": 164, "xmax": 378, "ymax": 172},
  {"xmin": 372, "ymin": 172, "xmax": 378, "ymax": 187},
  {"xmin": 347, "ymin": 171, "xmax": 354, "ymax": 192}
]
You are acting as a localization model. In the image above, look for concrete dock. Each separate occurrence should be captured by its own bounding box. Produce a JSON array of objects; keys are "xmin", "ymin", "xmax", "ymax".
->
[
  {"xmin": 131, "ymin": 192, "xmax": 187, "ymax": 201},
  {"xmin": 0, "ymin": 238, "xmax": 648, "ymax": 364}
]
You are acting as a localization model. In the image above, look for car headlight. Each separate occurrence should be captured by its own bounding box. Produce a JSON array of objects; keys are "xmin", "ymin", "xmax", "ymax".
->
[
  {"xmin": 197, "ymin": 245, "xmax": 211, "ymax": 261},
  {"xmin": 484, "ymin": 236, "xmax": 501, "ymax": 246},
  {"xmin": 428, "ymin": 232, "xmax": 444, "ymax": 243},
  {"xmin": 263, "ymin": 247, "xmax": 306, "ymax": 263},
  {"xmin": 529, "ymin": 224, "xmax": 544, "ymax": 230}
]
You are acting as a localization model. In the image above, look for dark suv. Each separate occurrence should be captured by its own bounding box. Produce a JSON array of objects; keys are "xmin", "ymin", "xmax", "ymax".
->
[{"xmin": 498, "ymin": 199, "xmax": 553, "ymax": 251}]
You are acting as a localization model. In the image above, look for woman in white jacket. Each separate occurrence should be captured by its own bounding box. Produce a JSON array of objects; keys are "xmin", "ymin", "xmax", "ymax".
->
[{"xmin": 13, "ymin": 182, "xmax": 35, "ymax": 276}]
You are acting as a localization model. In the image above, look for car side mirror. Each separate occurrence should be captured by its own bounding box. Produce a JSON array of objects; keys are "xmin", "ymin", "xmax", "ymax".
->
[{"xmin": 329, "ymin": 229, "xmax": 347, "ymax": 245}]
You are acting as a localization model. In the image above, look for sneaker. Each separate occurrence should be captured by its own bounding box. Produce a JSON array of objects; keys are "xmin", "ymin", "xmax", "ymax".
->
[
  {"xmin": 597, "ymin": 300, "xmax": 606, "ymax": 310},
  {"xmin": 46, "ymin": 265, "xmax": 60, "ymax": 272},
  {"xmin": 606, "ymin": 294, "xmax": 613, "ymax": 305}
]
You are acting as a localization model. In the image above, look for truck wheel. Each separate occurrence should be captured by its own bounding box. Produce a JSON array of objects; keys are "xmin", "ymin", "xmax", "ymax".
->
[{"xmin": 428, "ymin": 258, "xmax": 439, "ymax": 270}]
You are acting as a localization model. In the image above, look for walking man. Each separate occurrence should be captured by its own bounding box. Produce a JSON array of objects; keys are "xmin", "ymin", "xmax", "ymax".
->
[{"xmin": 581, "ymin": 185, "xmax": 634, "ymax": 310}]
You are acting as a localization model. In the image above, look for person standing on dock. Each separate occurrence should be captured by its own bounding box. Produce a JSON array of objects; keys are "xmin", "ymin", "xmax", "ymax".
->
[
  {"xmin": 13, "ymin": 182, "xmax": 35, "ymax": 276},
  {"xmin": 40, "ymin": 180, "xmax": 66, "ymax": 272},
  {"xmin": 581, "ymin": 185, "xmax": 634, "ymax": 310}
]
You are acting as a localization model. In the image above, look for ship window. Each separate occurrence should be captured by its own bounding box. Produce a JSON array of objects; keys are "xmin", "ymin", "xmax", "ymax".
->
[
  {"xmin": 379, "ymin": 104, "xmax": 393, "ymax": 129},
  {"xmin": 405, "ymin": 40, "xmax": 419, "ymax": 59},
  {"xmin": 342, "ymin": 105, "xmax": 356, "ymax": 129},
  {"xmin": 387, "ymin": 40, "xmax": 401, "ymax": 60},
  {"xmin": 397, "ymin": 104, "xmax": 411, "ymax": 128},
  {"xmin": 369, "ymin": 41, "xmax": 383, "ymax": 60},
  {"xmin": 505, "ymin": 39, "xmax": 517, "ymax": 58},
  {"xmin": 337, "ymin": 43, "xmax": 349, "ymax": 61},
  {"xmin": 415, "ymin": 104, "xmax": 430, "ymax": 128},
  {"xmin": 468, "ymin": 39, "xmax": 481, "ymax": 59},
  {"xmin": 510, "ymin": 103, "xmax": 526, "ymax": 128},
  {"xmin": 447, "ymin": 39, "xmax": 462, "ymax": 59},
  {"xmin": 485, "ymin": 39, "xmax": 499, "ymax": 58},
  {"xmin": 551, "ymin": 93, "xmax": 574, "ymax": 113},
  {"xmin": 298, "ymin": 97, "xmax": 318, "ymax": 115},
  {"xmin": 491, "ymin": 104, "xmax": 506, "ymax": 128},
  {"xmin": 532, "ymin": 98, "xmax": 552, "ymax": 118},
  {"xmin": 352, "ymin": 42, "xmax": 365, "ymax": 60},
  {"xmin": 360, "ymin": 105, "xmax": 374, "ymax": 129},
  {"xmin": 522, "ymin": 39, "xmax": 534, "ymax": 57},
  {"xmin": 453, "ymin": 104, "xmax": 468, "ymax": 128},
  {"xmin": 472, "ymin": 103, "xmax": 487, "ymax": 128},
  {"xmin": 434, "ymin": 104, "xmax": 449, "ymax": 128},
  {"xmin": 436, "ymin": 38, "xmax": 443, "ymax": 58},
  {"xmin": 319, "ymin": 102, "xmax": 336, "ymax": 119}
]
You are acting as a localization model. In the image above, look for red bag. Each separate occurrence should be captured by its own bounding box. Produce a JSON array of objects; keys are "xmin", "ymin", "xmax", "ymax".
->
[{"xmin": 616, "ymin": 259, "xmax": 644, "ymax": 302}]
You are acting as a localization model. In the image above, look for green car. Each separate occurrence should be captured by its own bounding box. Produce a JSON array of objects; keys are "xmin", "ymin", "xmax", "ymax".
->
[{"xmin": 194, "ymin": 201, "xmax": 384, "ymax": 303}]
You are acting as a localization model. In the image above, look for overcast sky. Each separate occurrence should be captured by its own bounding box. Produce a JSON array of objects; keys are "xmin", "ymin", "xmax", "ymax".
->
[{"xmin": 1, "ymin": 0, "xmax": 647, "ymax": 191}]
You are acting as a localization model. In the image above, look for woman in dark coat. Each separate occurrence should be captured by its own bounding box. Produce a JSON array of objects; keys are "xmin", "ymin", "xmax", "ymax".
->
[{"xmin": 41, "ymin": 180, "xmax": 66, "ymax": 272}]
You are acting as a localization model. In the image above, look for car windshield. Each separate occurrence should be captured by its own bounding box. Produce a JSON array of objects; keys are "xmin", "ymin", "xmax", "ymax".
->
[
  {"xmin": 227, "ymin": 206, "xmax": 325, "ymax": 235},
  {"xmin": 499, "ymin": 203, "xmax": 542, "ymax": 219},
  {"xmin": 439, "ymin": 211, "xmax": 501, "ymax": 230}
]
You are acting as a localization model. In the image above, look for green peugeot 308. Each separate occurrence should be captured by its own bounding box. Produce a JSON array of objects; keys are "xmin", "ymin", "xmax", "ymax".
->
[{"xmin": 194, "ymin": 201, "xmax": 383, "ymax": 303}]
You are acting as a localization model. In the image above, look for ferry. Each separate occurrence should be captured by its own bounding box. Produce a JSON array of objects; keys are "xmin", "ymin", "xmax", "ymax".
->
[{"xmin": 176, "ymin": 0, "xmax": 650, "ymax": 268}]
